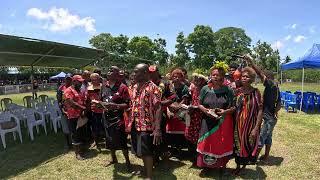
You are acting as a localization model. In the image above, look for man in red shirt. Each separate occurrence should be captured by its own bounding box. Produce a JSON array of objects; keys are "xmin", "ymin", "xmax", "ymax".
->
[
  {"xmin": 64, "ymin": 75, "xmax": 87, "ymax": 160},
  {"xmin": 131, "ymin": 64, "xmax": 162, "ymax": 180}
]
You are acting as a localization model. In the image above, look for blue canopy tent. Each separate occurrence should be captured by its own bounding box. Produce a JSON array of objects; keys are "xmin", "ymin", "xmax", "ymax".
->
[
  {"xmin": 49, "ymin": 72, "xmax": 66, "ymax": 80},
  {"xmin": 281, "ymin": 44, "xmax": 320, "ymax": 111}
]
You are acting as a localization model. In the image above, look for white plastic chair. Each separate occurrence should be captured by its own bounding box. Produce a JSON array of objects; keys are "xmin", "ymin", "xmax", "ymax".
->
[
  {"xmin": 0, "ymin": 113, "xmax": 23, "ymax": 149},
  {"xmin": 34, "ymin": 101, "xmax": 51, "ymax": 125},
  {"xmin": 46, "ymin": 98, "xmax": 55, "ymax": 108},
  {"xmin": 7, "ymin": 103, "xmax": 28, "ymax": 127},
  {"xmin": 53, "ymin": 100, "xmax": 60, "ymax": 109},
  {"xmin": 48, "ymin": 107, "xmax": 62, "ymax": 133},
  {"xmin": 12, "ymin": 108, "xmax": 28, "ymax": 128},
  {"xmin": 25, "ymin": 109, "xmax": 47, "ymax": 141}
]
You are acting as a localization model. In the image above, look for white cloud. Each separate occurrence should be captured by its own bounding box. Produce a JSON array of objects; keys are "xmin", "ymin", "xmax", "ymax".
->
[
  {"xmin": 27, "ymin": 7, "xmax": 96, "ymax": 33},
  {"xmin": 272, "ymin": 40, "xmax": 284, "ymax": 50},
  {"xmin": 309, "ymin": 26, "xmax": 316, "ymax": 34},
  {"xmin": 10, "ymin": 11, "xmax": 16, "ymax": 17},
  {"xmin": 284, "ymin": 35, "xmax": 292, "ymax": 41},
  {"xmin": 294, "ymin": 35, "xmax": 306, "ymax": 43},
  {"xmin": 27, "ymin": 8, "xmax": 49, "ymax": 19},
  {"xmin": 285, "ymin": 24, "xmax": 298, "ymax": 30}
]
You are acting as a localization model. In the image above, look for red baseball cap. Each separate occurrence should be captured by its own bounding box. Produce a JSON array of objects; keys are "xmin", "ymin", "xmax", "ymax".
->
[{"xmin": 72, "ymin": 75, "xmax": 85, "ymax": 82}]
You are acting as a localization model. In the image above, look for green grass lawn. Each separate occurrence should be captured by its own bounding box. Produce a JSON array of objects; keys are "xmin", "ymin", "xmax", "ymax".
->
[
  {"xmin": 0, "ymin": 86, "xmax": 319, "ymax": 179},
  {"xmin": 279, "ymin": 82, "xmax": 320, "ymax": 93},
  {"xmin": 0, "ymin": 91, "xmax": 57, "ymax": 106},
  {"xmin": 253, "ymin": 82, "xmax": 320, "ymax": 93}
]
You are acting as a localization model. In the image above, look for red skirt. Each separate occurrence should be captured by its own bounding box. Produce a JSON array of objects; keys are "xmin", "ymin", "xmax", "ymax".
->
[
  {"xmin": 197, "ymin": 114, "xmax": 234, "ymax": 168},
  {"xmin": 185, "ymin": 111, "xmax": 202, "ymax": 144},
  {"xmin": 166, "ymin": 116, "xmax": 186, "ymax": 134}
]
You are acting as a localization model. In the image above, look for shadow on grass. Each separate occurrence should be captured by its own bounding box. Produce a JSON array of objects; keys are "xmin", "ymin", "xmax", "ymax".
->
[
  {"xmin": 256, "ymin": 156, "xmax": 284, "ymax": 166},
  {"xmin": 84, "ymin": 148, "xmax": 100, "ymax": 159},
  {"xmin": 0, "ymin": 130, "xmax": 66, "ymax": 179},
  {"xmin": 112, "ymin": 163, "xmax": 142, "ymax": 179},
  {"xmin": 153, "ymin": 159, "xmax": 185, "ymax": 180},
  {"xmin": 199, "ymin": 166, "xmax": 267, "ymax": 179}
]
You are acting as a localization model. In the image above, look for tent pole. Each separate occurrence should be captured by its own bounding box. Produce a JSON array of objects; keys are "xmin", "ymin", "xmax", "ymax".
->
[
  {"xmin": 299, "ymin": 68, "xmax": 305, "ymax": 112},
  {"xmin": 31, "ymin": 65, "xmax": 34, "ymax": 83},
  {"xmin": 31, "ymin": 65, "xmax": 34, "ymax": 95}
]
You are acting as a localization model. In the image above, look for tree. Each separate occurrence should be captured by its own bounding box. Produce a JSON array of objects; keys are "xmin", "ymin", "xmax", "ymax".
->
[
  {"xmin": 128, "ymin": 36, "xmax": 155, "ymax": 61},
  {"xmin": 284, "ymin": 55, "xmax": 291, "ymax": 63},
  {"xmin": 153, "ymin": 38, "xmax": 169, "ymax": 66},
  {"xmin": 89, "ymin": 33, "xmax": 129, "ymax": 54},
  {"xmin": 89, "ymin": 33, "xmax": 130, "ymax": 68},
  {"xmin": 214, "ymin": 27, "xmax": 252, "ymax": 64},
  {"xmin": 0, "ymin": 67, "xmax": 9, "ymax": 75},
  {"xmin": 171, "ymin": 32, "xmax": 191, "ymax": 67},
  {"xmin": 187, "ymin": 25, "xmax": 216, "ymax": 69},
  {"xmin": 16, "ymin": 67, "xmax": 73, "ymax": 74},
  {"xmin": 252, "ymin": 40, "xmax": 280, "ymax": 72}
]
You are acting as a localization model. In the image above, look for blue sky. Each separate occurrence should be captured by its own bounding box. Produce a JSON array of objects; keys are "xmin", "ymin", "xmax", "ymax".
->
[{"xmin": 0, "ymin": 0, "xmax": 319, "ymax": 60}]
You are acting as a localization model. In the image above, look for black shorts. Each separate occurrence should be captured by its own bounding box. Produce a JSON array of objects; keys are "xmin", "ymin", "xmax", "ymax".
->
[
  {"xmin": 91, "ymin": 112, "xmax": 104, "ymax": 136},
  {"xmin": 131, "ymin": 131, "xmax": 154, "ymax": 157},
  {"xmin": 105, "ymin": 124, "xmax": 128, "ymax": 150}
]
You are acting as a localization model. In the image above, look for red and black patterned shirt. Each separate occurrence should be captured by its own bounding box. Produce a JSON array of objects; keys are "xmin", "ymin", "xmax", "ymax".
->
[{"xmin": 130, "ymin": 81, "xmax": 162, "ymax": 132}]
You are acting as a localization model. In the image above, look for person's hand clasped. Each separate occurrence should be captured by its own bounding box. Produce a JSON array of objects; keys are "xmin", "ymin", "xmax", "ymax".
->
[
  {"xmin": 215, "ymin": 108, "xmax": 226, "ymax": 116},
  {"xmin": 206, "ymin": 108, "xmax": 219, "ymax": 119},
  {"xmin": 151, "ymin": 129, "xmax": 162, "ymax": 145}
]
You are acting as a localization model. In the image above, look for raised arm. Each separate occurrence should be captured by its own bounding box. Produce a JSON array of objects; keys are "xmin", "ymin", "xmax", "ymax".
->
[{"xmin": 243, "ymin": 54, "xmax": 267, "ymax": 83}]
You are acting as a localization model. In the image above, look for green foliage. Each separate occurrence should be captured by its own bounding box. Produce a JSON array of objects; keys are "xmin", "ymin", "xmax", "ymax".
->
[
  {"xmin": 88, "ymin": 25, "xmax": 309, "ymax": 83},
  {"xmin": 171, "ymin": 32, "xmax": 191, "ymax": 67},
  {"xmin": 16, "ymin": 67, "xmax": 73, "ymax": 75},
  {"xmin": 211, "ymin": 61, "xmax": 229, "ymax": 74},
  {"xmin": 128, "ymin": 36, "xmax": 155, "ymax": 61},
  {"xmin": 214, "ymin": 27, "xmax": 252, "ymax": 64},
  {"xmin": 0, "ymin": 67, "xmax": 9, "ymax": 74},
  {"xmin": 252, "ymin": 40, "xmax": 280, "ymax": 72},
  {"xmin": 89, "ymin": 33, "xmax": 129, "ymax": 54},
  {"xmin": 153, "ymin": 38, "xmax": 169, "ymax": 66},
  {"xmin": 284, "ymin": 55, "xmax": 291, "ymax": 63},
  {"xmin": 283, "ymin": 69, "xmax": 320, "ymax": 83},
  {"xmin": 89, "ymin": 33, "xmax": 130, "ymax": 69},
  {"xmin": 187, "ymin": 25, "xmax": 216, "ymax": 69}
]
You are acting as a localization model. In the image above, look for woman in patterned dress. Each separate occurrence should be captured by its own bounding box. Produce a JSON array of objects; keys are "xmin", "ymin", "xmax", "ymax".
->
[
  {"xmin": 233, "ymin": 67, "xmax": 263, "ymax": 175},
  {"xmin": 185, "ymin": 73, "xmax": 208, "ymax": 143},
  {"xmin": 184, "ymin": 73, "xmax": 207, "ymax": 164}
]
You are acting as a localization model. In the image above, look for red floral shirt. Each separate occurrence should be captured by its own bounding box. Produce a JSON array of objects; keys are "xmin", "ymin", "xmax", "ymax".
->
[
  {"xmin": 131, "ymin": 81, "xmax": 162, "ymax": 132},
  {"xmin": 63, "ymin": 87, "xmax": 85, "ymax": 120}
]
